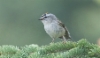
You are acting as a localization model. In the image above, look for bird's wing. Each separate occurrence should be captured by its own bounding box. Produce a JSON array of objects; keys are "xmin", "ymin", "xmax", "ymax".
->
[{"xmin": 57, "ymin": 19, "xmax": 71, "ymax": 39}]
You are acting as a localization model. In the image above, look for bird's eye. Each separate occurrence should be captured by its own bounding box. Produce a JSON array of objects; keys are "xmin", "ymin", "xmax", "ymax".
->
[{"xmin": 44, "ymin": 16, "xmax": 47, "ymax": 18}]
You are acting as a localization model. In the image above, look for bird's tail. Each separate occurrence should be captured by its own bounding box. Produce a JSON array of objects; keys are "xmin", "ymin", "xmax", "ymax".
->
[{"xmin": 64, "ymin": 28, "xmax": 71, "ymax": 40}]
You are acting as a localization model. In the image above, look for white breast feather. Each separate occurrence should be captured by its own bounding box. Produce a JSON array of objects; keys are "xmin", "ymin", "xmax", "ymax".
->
[{"xmin": 44, "ymin": 23, "xmax": 65, "ymax": 39}]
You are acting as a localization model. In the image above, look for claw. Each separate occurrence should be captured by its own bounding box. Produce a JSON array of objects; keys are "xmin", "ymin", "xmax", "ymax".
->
[
  {"xmin": 49, "ymin": 38, "xmax": 55, "ymax": 44},
  {"xmin": 63, "ymin": 41, "xmax": 66, "ymax": 44}
]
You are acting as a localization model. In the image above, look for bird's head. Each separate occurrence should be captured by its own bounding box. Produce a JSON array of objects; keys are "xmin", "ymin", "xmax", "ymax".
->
[{"xmin": 39, "ymin": 13, "xmax": 57, "ymax": 25}]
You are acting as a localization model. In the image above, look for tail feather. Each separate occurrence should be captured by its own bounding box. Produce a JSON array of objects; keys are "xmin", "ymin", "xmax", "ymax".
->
[{"xmin": 64, "ymin": 27, "xmax": 71, "ymax": 40}]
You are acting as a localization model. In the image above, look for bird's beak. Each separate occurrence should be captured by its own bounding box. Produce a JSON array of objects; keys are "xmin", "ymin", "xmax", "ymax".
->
[{"xmin": 39, "ymin": 17, "xmax": 43, "ymax": 20}]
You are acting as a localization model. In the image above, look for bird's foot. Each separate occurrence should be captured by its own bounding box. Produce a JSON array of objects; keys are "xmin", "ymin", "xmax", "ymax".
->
[
  {"xmin": 50, "ymin": 42, "xmax": 54, "ymax": 44},
  {"xmin": 50, "ymin": 39, "xmax": 54, "ymax": 44},
  {"xmin": 62, "ymin": 41, "xmax": 67, "ymax": 44}
]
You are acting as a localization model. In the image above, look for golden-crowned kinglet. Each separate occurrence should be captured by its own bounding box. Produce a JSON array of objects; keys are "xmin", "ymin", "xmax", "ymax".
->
[{"xmin": 39, "ymin": 13, "xmax": 71, "ymax": 43}]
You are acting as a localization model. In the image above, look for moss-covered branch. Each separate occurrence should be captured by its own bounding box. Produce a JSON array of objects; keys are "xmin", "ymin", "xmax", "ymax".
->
[{"xmin": 0, "ymin": 39, "xmax": 100, "ymax": 58}]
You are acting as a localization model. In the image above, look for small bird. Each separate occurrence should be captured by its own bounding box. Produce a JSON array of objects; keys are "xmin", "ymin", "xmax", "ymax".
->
[{"xmin": 39, "ymin": 13, "xmax": 71, "ymax": 43}]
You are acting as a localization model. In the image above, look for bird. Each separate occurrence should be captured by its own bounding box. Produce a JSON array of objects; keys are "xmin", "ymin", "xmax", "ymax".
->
[{"xmin": 39, "ymin": 13, "xmax": 71, "ymax": 43}]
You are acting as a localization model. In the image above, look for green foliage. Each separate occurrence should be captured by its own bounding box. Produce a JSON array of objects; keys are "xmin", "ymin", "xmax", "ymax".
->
[
  {"xmin": 0, "ymin": 0, "xmax": 100, "ymax": 46},
  {"xmin": 0, "ymin": 39, "xmax": 100, "ymax": 58}
]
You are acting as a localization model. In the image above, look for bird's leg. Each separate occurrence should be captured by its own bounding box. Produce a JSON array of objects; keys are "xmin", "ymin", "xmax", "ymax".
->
[
  {"xmin": 63, "ymin": 36, "xmax": 67, "ymax": 43},
  {"xmin": 50, "ymin": 38, "xmax": 54, "ymax": 44},
  {"xmin": 52, "ymin": 38, "xmax": 54, "ymax": 43},
  {"xmin": 59, "ymin": 36, "xmax": 66, "ymax": 43}
]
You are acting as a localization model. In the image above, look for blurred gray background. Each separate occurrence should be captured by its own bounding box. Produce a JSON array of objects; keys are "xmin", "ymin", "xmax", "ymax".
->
[{"xmin": 0, "ymin": 0, "xmax": 100, "ymax": 46}]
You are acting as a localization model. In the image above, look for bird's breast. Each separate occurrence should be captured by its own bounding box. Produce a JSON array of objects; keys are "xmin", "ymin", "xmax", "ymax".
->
[{"xmin": 44, "ymin": 23, "xmax": 65, "ymax": 39}]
